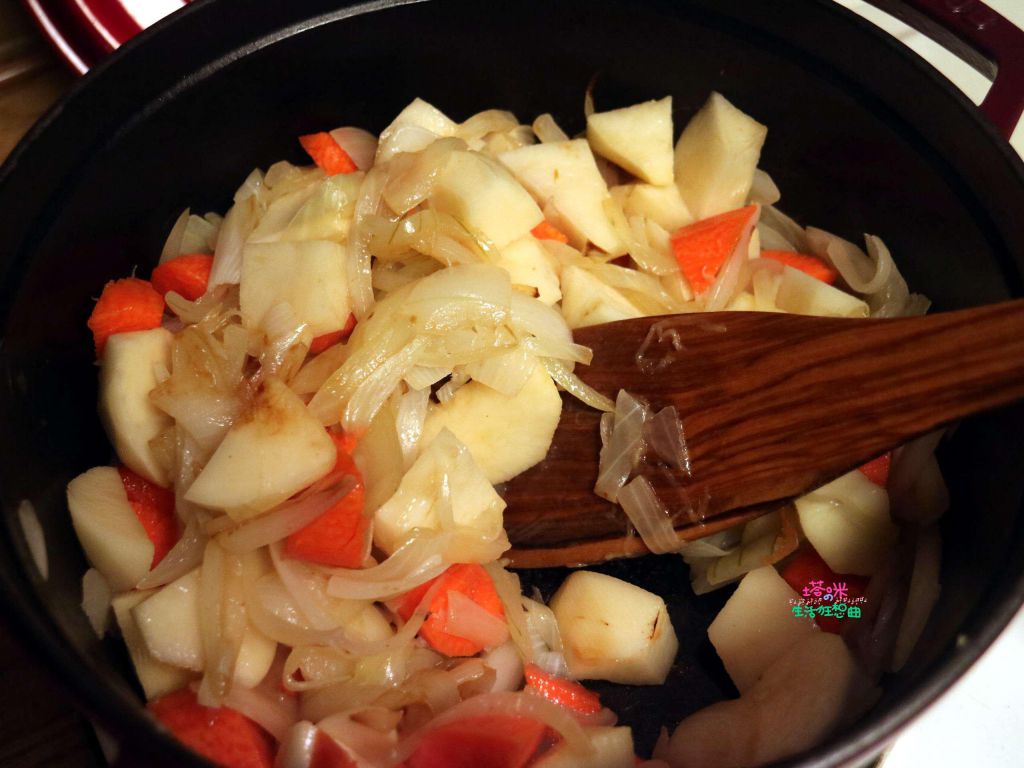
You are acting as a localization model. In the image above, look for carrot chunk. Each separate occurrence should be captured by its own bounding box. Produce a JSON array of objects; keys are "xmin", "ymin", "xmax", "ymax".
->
[
  {"xmin": 407, "ymin": 714, "xmax": 546, "ymax": 768},
  {"xmin": 524, "ymin": 663, "xmax": 602, "ymax": 715},
  {"xmin": 780, "ymin": 547, "xmax": 868, "ymax": 634},
  {"xmin": 396, "ymin": 563, "xmax": 505, "ymax": 657},
  {"xmin": 86, "ymin": 277, "xmax": 164, "ymax": 356},
  {"xmin": 299, "ymin": 132, "xmax": 358, "ymax": 175},
  {"xmin": 151, "ymin": 253, "xmax": 214, "ymax": 301},
  {"xmin": 148, "ymin": 689, "xmax": 274, "ymax": 768},
  {"xmin": 858, "ymin": 452, "xmax": 892, "ymax": 487},
  {"xmin": 283, "ymin": 432, "xmax": 368, "ymax": 568},
  {"xmin": 669, "ymin": 204, "xmax": 758, "ymax": 295},
  {"xmin": 309, "ymin": 314, "xmax": 357, "ymax": 355},
  {"xmin": 118, "ymin": 465, "xmax": 179, "ymax": 569},
  {"xmin": 531, "ymin": 220, "xmax": 569, "ymax": 244},
  {"xmin": 760, "ymin": 249, "xmax": 838, "ymax": 284},
  {"xmin": 310, "ymin": 729, "xmax": 358, "ymax": 768}
]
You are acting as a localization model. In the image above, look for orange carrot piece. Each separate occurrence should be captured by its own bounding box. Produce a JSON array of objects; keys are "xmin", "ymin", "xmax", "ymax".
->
[
  {"xmin": 406, "ymin": 714, "xmax": 546, "ymax": 768},
  {"xmin": 524, "ymin": 663, "xmax": 602, "ymax": 715},
  {"xmin": 858, "ymin": 452, "xmax": 892, "ymax": 487},
  {"xmin": 780, "ymin": 548, "xmax": 868, "ymax": 634},
  {"xmin": 151, "ymin": 253, "xmax": 215, "ymax": 301},
  {"xmin": 299, "ymin": 132, "xmax": 358, "ymax": 175},
  {"xmin": 310, "ymin": 729, "xmax": 358, "ymax": 768},
  {"xmin": 309, "ymin": 313, "xmax": 357, "ymax": 355},
  {"xmin": 117, "ymin": 466, "xmax": 179, "ymax": 569},
  {"xmin": 283, "ymin": 432, "xmax": 368, "ymax": 568},
  {"xmin": 396, "ymin": 563, "xmax": 505, "ymax": 657},
  {"xmin": 531, "ymin": 220, "xmax": 569, "ymax": 244},
  {"xmin": 148, "ymin": 689, "xmax": 274, "ymax": 768},
  {"xmin": 760, "ymin": 250, "xmax": 838, "ymax": 284},
  {"xmin": 669, "ymin": 204, "xmax": 758, "ymax": 295},
  {"xmin": 86, "ymin": 277, "xmax": 165, "ymax": 356}
]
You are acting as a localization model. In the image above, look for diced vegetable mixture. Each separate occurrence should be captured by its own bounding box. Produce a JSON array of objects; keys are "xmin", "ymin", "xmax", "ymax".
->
[{"xmin": 68, "ymin": 92, "xmax": 947, "ymax": 768}]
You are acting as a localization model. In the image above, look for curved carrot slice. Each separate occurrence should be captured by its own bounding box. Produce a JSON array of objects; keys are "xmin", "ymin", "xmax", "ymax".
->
[
  {"xmin": 524, "ymin": 663, "xmax": 602, "ymax": 715},
  {"xmin": 118, "ymin": 465, "xmax": 179, "ymax": 569},
  {"xmin": 299, "ymin": 132, "xmax": 358, "ymax": 175},
  {"xmin": 761, "ymin": 249, "xmax": 838, "ymax": 284},
  {"xmin": 396, "ymin": 563, "xmax": 505, "ymax": 657},
  {"xmin": 151, "ymin": 253, "xmax": 214, "ymax": 301},
  {"xmin": 531, "ymin": 220, "xmax": 569, "ymax": 244},
  {"xmin": 148, "ymin": 689, "xmax": 274, "ymax": 768},
  {"xmin": 858, "ymin": 452, "xmax": 892, "ymax": 487},
  {"xmin": 669, "ymin": 204, "xmax": 758, "ymax": 295},
  {"xmin": 283, "ymin": 432, "xmax": 368, "ymax": 568},
  {"xmin": 86, "ymin": 277, "xmax": 164, "ymax": 356}
]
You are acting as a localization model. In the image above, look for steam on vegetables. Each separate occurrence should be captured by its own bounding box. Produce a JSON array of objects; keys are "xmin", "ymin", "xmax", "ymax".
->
[{"xmin": 68, "ymin": 91, "xmax": 947, "ymax": 768}]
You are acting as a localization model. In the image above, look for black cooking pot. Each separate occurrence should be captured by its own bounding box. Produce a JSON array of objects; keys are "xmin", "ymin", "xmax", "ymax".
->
[{"xmin": 2, "ymin": 0, "xmax": 1023, "ymax": 765}]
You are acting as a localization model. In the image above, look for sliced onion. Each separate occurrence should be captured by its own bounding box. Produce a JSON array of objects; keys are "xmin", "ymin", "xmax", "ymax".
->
[
  {"xmin": 395, "ymin": 386, "xmax": 429, "ymax": 468},
  {"xmin": 329, "ymin": 127, "xmax": 378, "ymax": 171},
  {"xmin": 703, "ymin": 205, "xmax": 758, "ymax": 310},
  {"xmin": 760, "ymin": 205, "xmax": 808, "ymax": 253},
  {"xmin": 483, "ymin": 563, "xmax": 534, "ymax": 663},
  {"xmin": 270, "ymin": 542, "xmax": 340, "ymax": 631},
  {"xmin": 160, "ymin": 208, "xmax": 190, "ymax": 263},
  {"xmin": 889, "ymin": 430, "xmax": 944, "ymax": 514},
  {"xmin": 326, "ymin": 533, "xmax": 450, "ymax": 600},
  {"xmin": 542, "ymin": 358, "xmax": 614, "ymax": 412},
  {"xmin": 749, "ymin": 169, "xmax": 781, "ymax": 206},
  {"xmin": 444, "ymin": 590, "xmax": 510, "ymax": 650},
  {"xmin": 890, "ymin": 525, "xmax": 941, "ymax": 671},
  {"xmin": 618, "ymin": 476, "xmax": 680, "ymax": 554},
  {"xmin": 595, "ymin": 390, "xmax": 650, "ymax": 502},
  {"xmin": 210, "ymin": 181, "xmax": 261, "ymax": 288},
  {"xmin": 223, "ymin": 682, "xmax": 298, "ymax": 741},
  {"xmin": 136, "ymin": 514, "xmax": 206, "ymax": 589},
  {"xmin": 482, "ymin": 642, "xmax": 525, "ymax": 693},
  {"xmin": 349, "ymin": 166, "xmax": 388, "ymax": 318},
  {"xmin": 644, "ymin": 406, "xmax": 691, "ymax": 473},
  {"xmin": 218, "ymin": 479, "xmax": 356, "ymax": 554},
  {"xmin": 343, "ymin": 337, "xmax": 427, "ymax": 430}
]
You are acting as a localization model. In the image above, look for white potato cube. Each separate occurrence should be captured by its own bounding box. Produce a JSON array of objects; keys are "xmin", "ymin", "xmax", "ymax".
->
[
  {"xmin": 587, "ymin": 97, "xmax": 674, "ymax": 185},
  {"xmin": 240, "ymin": 240, "xmax": 351, "ymax": 337},
  {"xmin": 112, "ymin": 590, "xmax": 192, "ymax": 700},
  {"xmin": 674, "ymin": 92, "xmax": 767, "ymax": 219},
  {"xmin": 534, "ymin": 726, "xmax": 635, "ymax": 768},
  {"xmin": 550, "ymin": 571, "xmax": 678, "ymax": 685},
  {"xmin": 707, "ymin": 566, "xmax": 818, "ymax": 693},
  {"xmin": 185, "ymin": 377, "xmax": 336, "ymax": 520},
  {"xmin": 495, "ymin": 236, "xmax": 562, "ymax": 305},
  {"xmin": 373, "ymin": 429, "xmax": 507, "ymax": 555},
  {"xmin": 99, "ymin": 328, "xmax": 173, "ymax": 486},
  {"xmin": 420, "ymin": 362, "xmax": 562, "ymax": 484},
  {"xmin": 500, "ymin": 139, "xmax": 625, "ymax": 255},
  {"xmin": 67, "ymin": 466, "xmax": 153, "ymax": 591},
  {"xmin": 560, "ymin": 265, "xmax": 643, "ymax": 329},
  {"xmin": 796, "ymin": 469, "xmax": 898, "ymax": 576},
  {"xmin": 431, "ymin": 150, "xmax": 544, "ymax": 248}
]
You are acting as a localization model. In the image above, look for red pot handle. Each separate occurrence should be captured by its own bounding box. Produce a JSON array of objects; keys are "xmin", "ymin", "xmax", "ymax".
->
[{"xmin": 868, "ymin": 0, "xmax": 1024, "ymax": 139}]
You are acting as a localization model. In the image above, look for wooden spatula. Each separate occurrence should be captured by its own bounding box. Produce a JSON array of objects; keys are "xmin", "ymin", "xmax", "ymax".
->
[{"xmin": 502, "ymin": 300, "xmax": 1024, "ymax": 568}]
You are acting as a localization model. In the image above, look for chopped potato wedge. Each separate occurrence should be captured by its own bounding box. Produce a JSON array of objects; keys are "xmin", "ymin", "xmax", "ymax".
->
[
  {"xmin": 67, "ymin": 466, "xmax": 153, "ymax": 592},
  {"xmin": 185, "ymin": 377, "xmax": 336, "ymax": 520},
  {"xmin": 587, "ymin": 97, "xmax": 674, "ymax": 185},
  {"xmin": 500, "ymin": 139, "xmax": 626, "ymax": 255},
  {"xmin": 550, "ymin": 570, "xmax": 678, "ymax": 685},
  {"xmin": 707, "ymin": 566, "xmax": 818, "ymax": 693},
  {"xmin": 112, "ymin": 590, "xmax": 192, "ymax": 700},
  {"xmin": 99, "ymin": 328, "xmax": 173, "ymax": 486},
  {"xmin": 420, "ymin": 362, "xmax": 561, "ymax": 484},
  {"xmin": 560, "ymin": 265, "xmax": 643, "ymax": 329},
  {"xmin": 495, "ymin": 236, "xmax": 562, "ymax": 305},
  {"xmin": 674, "ymin": 92, "xmax": 767, "ymax": 219}
]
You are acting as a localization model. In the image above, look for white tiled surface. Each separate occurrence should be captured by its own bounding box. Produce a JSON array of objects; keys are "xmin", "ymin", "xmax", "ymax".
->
[{"xmin": 834, "ymin": 2, "xmax": 1024, "ymax": 766}]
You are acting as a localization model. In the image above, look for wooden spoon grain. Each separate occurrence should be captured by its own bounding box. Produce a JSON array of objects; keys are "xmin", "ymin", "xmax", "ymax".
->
[{"xmin": 503, "ymin": 300, "xmax": 1024, "ymax": 568}]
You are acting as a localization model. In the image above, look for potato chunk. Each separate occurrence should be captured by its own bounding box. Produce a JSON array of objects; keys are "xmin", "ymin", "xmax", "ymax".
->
[
  {"xmin": 185, "ymin": 377, "xmax": 335, "ymax": 520},
  {"xmin": 550, "ymin": 571, "xmax": 678, "ymax": 684},
  {"xmin": 587, "ymin": 97, "xmax": 674, "ymax": 185}
]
